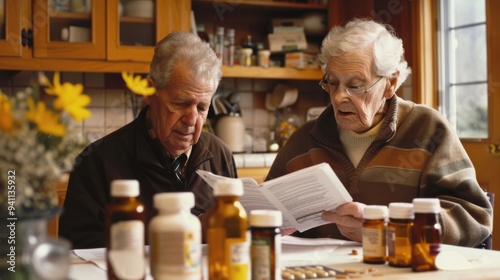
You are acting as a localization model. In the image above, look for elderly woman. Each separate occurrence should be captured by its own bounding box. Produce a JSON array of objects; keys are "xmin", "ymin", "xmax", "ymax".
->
[{"xmin": 266, "ymin": 18, "xmax": 492, "ymax": 247}]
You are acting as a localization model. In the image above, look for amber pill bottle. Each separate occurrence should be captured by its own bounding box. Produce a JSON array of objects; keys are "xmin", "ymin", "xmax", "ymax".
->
[
  {"xmin": 362, "ymin": 205, "xmax": 388, "ymax": 264},
  {"xmin": 206, "ymin": 179, "xmax": 249, "ymax": 280},
  {"xmin": 250, "ymin": 210, "xmax": 282, "ymax": 280},
  {"xmin": 387, "ymin": 202, "xmax": 414, "ymax": 267},
  {"xmin": 105, "ymin": 180, "xmax": 145, "ymax": 280},
  {"xmin": 411, "ymin": 198, "xmax": 441, "ymax": 272}
]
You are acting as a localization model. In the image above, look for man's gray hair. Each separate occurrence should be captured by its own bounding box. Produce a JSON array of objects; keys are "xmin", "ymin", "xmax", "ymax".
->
[
  {"xmin": 149, "ymin": 31, "xmax": 222, "ymax": 92},
  {"xmin": 318, "ymin": 18, "xmax": 411, "ymax": 90}
]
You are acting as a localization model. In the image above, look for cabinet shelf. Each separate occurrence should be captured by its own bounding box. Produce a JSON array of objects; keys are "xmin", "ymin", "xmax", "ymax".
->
[
  {"xmin": 222, "ymin": 65, "xmax": 322, "ymax": 80},
  {"xmin": 192, "ymin": 0, "xmax": 327, "ymax": 10},
  {"xmin": 49, "ymin": 12, "xmax": 91, "ymax": 20},
  {"xmin": 120, "ymin": 16, "xmax": 155, "ymax": 24}
]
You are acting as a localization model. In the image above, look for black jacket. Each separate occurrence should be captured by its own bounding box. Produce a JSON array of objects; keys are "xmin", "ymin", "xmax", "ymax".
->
[{"xmin": 59, "ymin": 107, "xmax": 237, "ymax": 249}]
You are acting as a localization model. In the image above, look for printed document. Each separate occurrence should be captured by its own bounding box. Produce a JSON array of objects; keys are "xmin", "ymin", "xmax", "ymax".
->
[{"xmin": 196, "ymin": 162, "xmax": 352, "ymax": 232}]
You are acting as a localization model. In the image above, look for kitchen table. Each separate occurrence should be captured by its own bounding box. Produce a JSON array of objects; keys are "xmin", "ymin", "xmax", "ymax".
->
[{"xmin": 68, "ymin": 236, "xmax": 500, "ymax": 280}]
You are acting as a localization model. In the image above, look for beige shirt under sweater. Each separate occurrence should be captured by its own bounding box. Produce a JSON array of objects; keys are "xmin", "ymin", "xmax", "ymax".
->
[{"xmin": 338, "ymin": 119, "xmax": 384, "ymax": 168}]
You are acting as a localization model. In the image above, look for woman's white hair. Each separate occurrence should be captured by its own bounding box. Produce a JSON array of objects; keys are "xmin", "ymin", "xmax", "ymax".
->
[
  {"xmin": 318, "ymin": 18, "xmax": 411, "ymax": 90},
  {"xmin": 149, "ymin": 31, "xmax": 222, "ymax": 92}
]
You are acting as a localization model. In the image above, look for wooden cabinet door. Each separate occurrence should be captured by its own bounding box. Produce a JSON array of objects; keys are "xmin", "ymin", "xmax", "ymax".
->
[
  {"xmin": 0, "ymin": 0, "xmax": 27, "ymax": 58},
  {"xmin": 106, "ymin": 0, "xmax": 191, "ymax": 62},
  {"xmin": 32, "ymin": 0, "xmax": 106, "ymax": 59}
]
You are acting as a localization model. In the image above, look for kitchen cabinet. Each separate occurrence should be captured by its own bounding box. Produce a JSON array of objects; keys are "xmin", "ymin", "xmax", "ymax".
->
[
  {"xmin": 191, "ymin": 0, "xmax": 328, "ymax": 80},
  {"xmin": 32, "ymin": 0, "xmax": 106, "ymax": 60},
  {"xmin": 0, "ymin": 0, "xmax": 191, "ymax": 71},
  {"xmin": 106, "ymin": 0, "xmax": 191, "ymax": 62}
]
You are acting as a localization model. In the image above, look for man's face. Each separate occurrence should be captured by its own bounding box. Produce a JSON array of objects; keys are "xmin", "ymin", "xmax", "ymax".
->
[
  {"xmin": 145, "ymin": 62, "xmax": 213, "ymax": 157},
  {"xmin": 325, "ymin": 49, "xmax": 395, "ymax": 133}
]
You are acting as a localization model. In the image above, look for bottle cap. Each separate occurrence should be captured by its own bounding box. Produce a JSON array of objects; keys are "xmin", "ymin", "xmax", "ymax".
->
[
  {"xmin": 213, "ymin": 179, "xmax": 244, "ymax": 196},
  {"xmin": 111, "ymin": 180, "xmax": 140, "ymax": 197},
  {"xmin": 240, "ymin": 48, "xmax": 253, "ymax": 55},
  {"xmin": 363, "ymin": 205, "xmax": 388, "ymax": 220},
  {"xmin": 258, "ymin": 50, "xmax": 271, "ymax": 56},
  {"xmin": 412, "ymin": 198, "xmax": 441, "ymax": 213},
  {"xmin": 154, "ymin": 192, "xmax": 195, "ymax": 211},
  {"xmin": 216, "ymin": 26, "xmax": 224, "ymax": 35},
  {"xmin": 250, "ymin": 210, "xmax": 283, "ymax": 227},
  {"xmin": 388, "ymin": 202, "xmax": 414, "ymax": 219},
  {"xmin": 226, "ymin": 28, "xmax": 235, "ymax": 36}
]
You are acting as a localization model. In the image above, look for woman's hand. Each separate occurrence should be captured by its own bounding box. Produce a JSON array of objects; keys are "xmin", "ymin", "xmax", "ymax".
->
[{"xmin": 321, "ymin": 202, "xmax": 366, "ymax": 242}]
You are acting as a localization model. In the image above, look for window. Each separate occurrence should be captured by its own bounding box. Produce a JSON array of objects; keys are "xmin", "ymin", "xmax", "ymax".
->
[{"xmin": 438, "ymin": 0, "xmax": 488, "ymax": 138}]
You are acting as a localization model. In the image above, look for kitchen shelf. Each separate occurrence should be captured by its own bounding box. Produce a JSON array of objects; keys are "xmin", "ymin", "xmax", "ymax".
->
[
  {"xmin": 120, "ymin": 16, "xmax": 155, "ymax": 24},
  {"xmin": 49, "ymin": 12, "xmax": 91, "ymax": 20},
  {"xmin": 192, "ymin": 0, "xmax": 327, "ymax": 10},
  {"xmin": 222, "ymin": 65, "xmax": 322, "ymax": 80}
]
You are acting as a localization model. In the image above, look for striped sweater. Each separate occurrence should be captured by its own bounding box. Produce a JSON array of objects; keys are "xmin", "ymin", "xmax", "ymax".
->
[{"xmin": 266, "ymin": 96, "xmax": 492, "ymax": 247}]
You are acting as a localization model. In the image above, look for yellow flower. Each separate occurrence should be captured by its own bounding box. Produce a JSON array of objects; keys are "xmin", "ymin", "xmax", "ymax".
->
[
  {"xmin": 44, "ymin": 72, "xmax": 91, "ymax": 121},
  {"xmin": 25, "ymin": 98, "xmax": 66, "ymax": 136},
  {"xmin": 0, "ymin": 92, "xmax": 14, "ymax": 133},
  {"xmin": 122, "ymin": 72, "xmax": 156, "ymax": 96}
]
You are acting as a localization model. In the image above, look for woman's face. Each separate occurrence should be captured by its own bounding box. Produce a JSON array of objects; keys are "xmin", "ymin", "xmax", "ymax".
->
[
  {"xmin": 145, "ymin": 61, "xmax": 213, "ymax": 157},
  {"xmin": 325, "ymin": 49, "xmax": 397, "ymax": 133}
]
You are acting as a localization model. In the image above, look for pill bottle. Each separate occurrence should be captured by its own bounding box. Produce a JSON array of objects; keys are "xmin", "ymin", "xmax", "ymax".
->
[
  {"xmin": 106, "ymin": 180, "xmax": 145, "ymax": 280},
  {"xmin": 258, "ymin": 50, "xmax": 271, "ymax": 68},
  {"xmin": 149, "ymin": 192, "xmax": 201, "ymax": 280},
  {"xmin": 239, "ymin": 48, "xmax": 253, "ymax": 67},
  {"xmin": 387, "ymin": 202, "xmax": 414, "ymax": 267},
  {"xmin": 226, "ymin": 28, "xmax": 236, "ymax": 66},
  {"xmin": 362, "ymin": 205, "xmax": 388, "ymax": 264},
  {"xmin": 206, "ymin": 179, "xmax": 249, "ymax": 279},
  {"xmin": 411, "ymin": 198, "xmax": 441, "ymax": 272},
  {"xmin": 250, "ymin": 210, "xmax": 282, "ymax": 280}
]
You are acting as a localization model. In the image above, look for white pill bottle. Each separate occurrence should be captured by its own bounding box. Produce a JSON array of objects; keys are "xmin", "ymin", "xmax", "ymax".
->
[{"xmin": 149, "ymin": 192, "xmax": 202, "ymax": 280}]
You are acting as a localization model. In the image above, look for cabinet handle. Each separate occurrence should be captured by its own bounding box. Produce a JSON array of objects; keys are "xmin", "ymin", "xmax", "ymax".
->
[{"xmin": 21, "ymin": 29, "xmax": 34, "ymax": 48}]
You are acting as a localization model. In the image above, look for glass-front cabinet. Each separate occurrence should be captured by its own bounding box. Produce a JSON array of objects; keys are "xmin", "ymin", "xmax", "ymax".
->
[
  {"xmin": 32, "ymin": 0, "xmax": 105, "ymax": 59},
  {"xmin": 107, "ymin": 0, "xmax": 191, "ymax": 62},
  {"xmin": 0, "ymin": 0, "xmax": 25, "ymax": 57}
]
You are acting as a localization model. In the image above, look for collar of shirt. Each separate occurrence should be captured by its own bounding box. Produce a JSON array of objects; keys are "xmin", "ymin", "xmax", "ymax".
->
[{"xmin": 145, "ymin": 108, "xmax": 191, "ymax": 169}]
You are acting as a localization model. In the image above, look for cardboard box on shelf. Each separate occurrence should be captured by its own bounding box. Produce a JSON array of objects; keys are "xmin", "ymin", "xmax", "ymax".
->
[
  {"xmin": 268, "ymin": 32, "xmax": 307, "ymax": 52},
  {"xmin": 272, "ymin": 18, "xmax": 304, "ymax": 34},
  {"xmin": 285, "ymin": 52, "xmax": 319, "ymax": 70}
]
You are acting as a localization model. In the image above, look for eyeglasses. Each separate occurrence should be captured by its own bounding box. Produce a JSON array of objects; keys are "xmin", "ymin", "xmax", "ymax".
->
[{"xmin": 319, "ymin": 73, "xmax": 385, "ymax": 97}]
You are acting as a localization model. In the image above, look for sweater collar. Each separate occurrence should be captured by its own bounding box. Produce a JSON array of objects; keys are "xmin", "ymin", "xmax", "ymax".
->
[{"xmin": 311, "ymin": 96, "xmax": 399, "ymax": 148}]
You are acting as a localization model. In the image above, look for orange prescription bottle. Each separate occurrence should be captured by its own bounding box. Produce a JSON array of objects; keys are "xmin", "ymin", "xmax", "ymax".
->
[
  {"xmin": 362, "ymin": 205, "xmax": 388, "ymax": 264},
  {"xmin": 411, "ymin": 198, "xmax": 441, "ymax": 272},
  {"xmin": 387, "ymin": 202, "xmax": 414, "ymax": 267}
]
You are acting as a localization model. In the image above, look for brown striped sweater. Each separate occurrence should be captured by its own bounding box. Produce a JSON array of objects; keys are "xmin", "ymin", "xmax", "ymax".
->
[{"xmin": 266, "ymin": 96, "xmax": 492, "ymax": 247}]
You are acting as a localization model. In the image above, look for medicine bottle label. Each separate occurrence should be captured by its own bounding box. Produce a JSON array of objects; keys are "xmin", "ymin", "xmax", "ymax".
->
[
  {"xmin": 109, "ymin": 220, "xmax": 145, "ymax": 279},
  {"xmin": 150, "ymin": 231, "xmax": 201, "ymax": 275},
  {"xmin": 227, "ymin": 238, "xmax": 249, "ymax": 279},
  {"xmin": 252, "ymin": 237, "xmax": 271, "ymax": 279},
  {"xmin": 362, "ymin": 227, "xmax": 386, "ymax": 257}
]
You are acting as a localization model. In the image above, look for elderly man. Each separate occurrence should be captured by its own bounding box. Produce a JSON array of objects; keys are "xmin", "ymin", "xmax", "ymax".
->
[
  {"xmin": 267, "ymin": 18, "xmax": 492, "ymax": 247},
  {"xmin": 59, "ymin": 32, "xmax": 237, "ymax": 249}
]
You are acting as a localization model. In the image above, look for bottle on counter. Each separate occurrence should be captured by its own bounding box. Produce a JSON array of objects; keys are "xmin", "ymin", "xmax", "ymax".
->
[
  {"xmin": 250, "ymin": 210, "xmax": 282, "ymax": 280},
  {"xmin": 362, "ymin": 205, "xmax": 388, "ymax": 264},
  {"xmin": 215, "ymin": 26, "xmax": 225, "ymax": 62},
  {"xmin": 149, "ymin": 192, "xmax": 202, "ymax": 280},
  {"xmin": 206, "ymin": 179, "xmax": 249, "ymax": 280},
  {"xmin": 387, "ymin": 202, "xmax": 414, "ymax": 267},
  {"xmin": 411, "ymin": 198, "xmax": 441, "ymax": 272},
  {"xmin": 106, "ymin": 179, "xmax": 146, "ymax": 280}
]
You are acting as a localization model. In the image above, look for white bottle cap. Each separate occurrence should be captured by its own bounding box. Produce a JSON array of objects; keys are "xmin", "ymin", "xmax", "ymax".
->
[
  {"xmin": 412, "ymin": 198, "xmax": 441, "ymax": 213},
  {"xmin": 388, "ymin": 202, "xmax": 414, "ymax": 219},
  {"xmin": 154, "ymin": 192, "xmax": 194, "ymax": 211},
  {"xmin": 111, "ymin": 180, "xmax": 140, "ymax": 197},
  {"xmin": 250, "ymin": 210, "xmax": 283, "ymax": 227},
  {"xmin": 213, "ymin": 179, "xmax": 244, "ymax": 196},
  {"xmin": 363, "ymin": 205, "xmax": 388, "ymax": 220}
]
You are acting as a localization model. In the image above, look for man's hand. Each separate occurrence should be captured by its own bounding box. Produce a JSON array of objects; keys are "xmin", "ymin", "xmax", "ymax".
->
[{"xmin": 321, "ymin": 202, "xmax": 366, "ymax": 242}]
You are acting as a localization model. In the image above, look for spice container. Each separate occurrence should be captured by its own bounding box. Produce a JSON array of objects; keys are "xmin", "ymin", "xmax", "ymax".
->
[
  {"xmin": 206, "ymin": 179, "xmax": 249, "ymax": 279},
  {"xmin": 387, "ymin": 202, "xmax": 414, "ymax": 267},
  {"xmin": 362, "ymin": 205, "xmax": 388, "ymax": 264},
  {"xmin": 258, "ymin": 50, "xmax": 271, "ymax": 68},
  {"xmin": 106, "ymin": 180, "xmax": 145, "ymax": 280},
  {"xmin": 239, "ymin": 48, "xmax": 253, "ymax": 67},
  {"xmin": 149, "ymin": 192, "xmax": 201, "ymax": 280},
  {"xmin": 411, "ymin": 198, "xmax": 441, "ymax": 272},
  {"xmin": 250, "ymin": 210, "xmax": 282, "ymax": 280}
]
